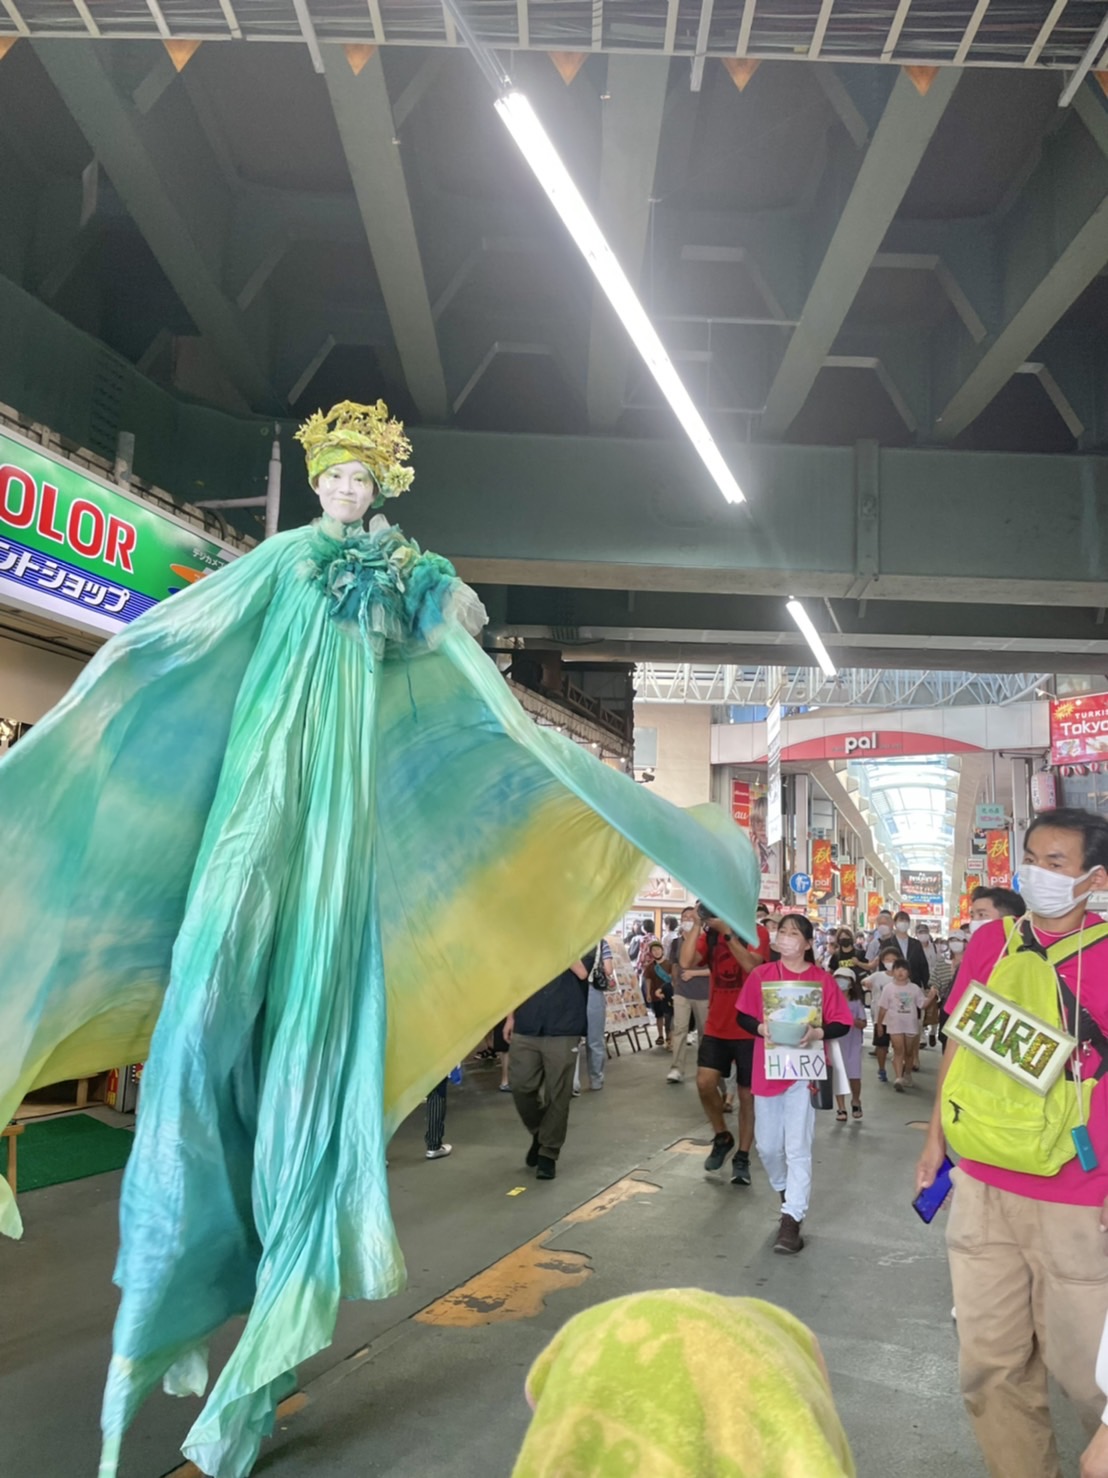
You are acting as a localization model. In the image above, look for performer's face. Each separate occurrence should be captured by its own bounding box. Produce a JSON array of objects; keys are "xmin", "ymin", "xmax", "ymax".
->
[{"xmin": 315, "ymin": 460, "xmax": 377, "ymax": 523}]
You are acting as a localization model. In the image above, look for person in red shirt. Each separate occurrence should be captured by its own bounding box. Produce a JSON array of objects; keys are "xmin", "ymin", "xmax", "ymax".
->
[
  {"xmin": 680, "ymin": 902, "xmax": 770, "ymax": 1185},
  {"xmin": 917, "ymin": 808, "xmax": 1108, "ymax": 1478},
  {"xmin": 737, "ymin": 914, "xmax": 854, "ymax": 1254}
]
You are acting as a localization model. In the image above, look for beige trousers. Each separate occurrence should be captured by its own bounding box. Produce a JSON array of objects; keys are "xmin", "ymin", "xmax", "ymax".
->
[
  {"xmin": 670, "ymin": 994, "xmax": 709, "ymax": 1077},
  {"xmin": 946, "ymin": 1168, "xmax": 1108, "ymax": 1478}
]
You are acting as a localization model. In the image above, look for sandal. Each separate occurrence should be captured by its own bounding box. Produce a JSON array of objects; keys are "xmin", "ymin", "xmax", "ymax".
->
[
  {"xmin": 852, "ymin": 1103, "xmax": 863, "ymax": 1119},
  {"xmin": 835, "ymin": 1109, "xmax": 848, "ymax": 1123}
]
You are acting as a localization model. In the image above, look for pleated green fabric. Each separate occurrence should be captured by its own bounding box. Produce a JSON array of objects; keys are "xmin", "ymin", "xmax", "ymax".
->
[{"xmin": 0, "ymin": 516, "xmax": 760, "ymax": 1478}]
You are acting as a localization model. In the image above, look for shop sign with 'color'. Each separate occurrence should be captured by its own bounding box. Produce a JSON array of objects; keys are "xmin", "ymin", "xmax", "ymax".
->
[
  {"xmin": 0, "ymin": 428, "xmax": 237, "ymax": 636},
  {"xmin": 946, "ymin": 982, "xmax": 1075, "ymax": 1096}
]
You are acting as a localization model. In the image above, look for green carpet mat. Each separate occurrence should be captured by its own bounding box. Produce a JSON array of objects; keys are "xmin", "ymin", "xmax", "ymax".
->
[{"xmin": 9, "ymin": 1113, "xmax": 133, "ymax": 1193}]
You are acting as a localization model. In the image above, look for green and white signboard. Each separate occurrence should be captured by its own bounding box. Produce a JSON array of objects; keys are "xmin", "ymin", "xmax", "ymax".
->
[{"xmin": 0, "ymin": 427, "xmax": 237, "ymax": 637}]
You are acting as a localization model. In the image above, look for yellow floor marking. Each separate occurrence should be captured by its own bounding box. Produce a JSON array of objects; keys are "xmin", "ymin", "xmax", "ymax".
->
[
  {"xmin": 507, "ymin": 1185, "xmax": 527, "ymax": 1196},
  {"xmin": 562, "ymin": 1175, "xmax": 659, "ymax": 1223},
  {"xmin": 414, "ymin": 1235, "xmax": 592, "ymax": 1326},
  {"xmin": 416, "ymin": 1174, "xmax": 658, "ymax": 1327}
]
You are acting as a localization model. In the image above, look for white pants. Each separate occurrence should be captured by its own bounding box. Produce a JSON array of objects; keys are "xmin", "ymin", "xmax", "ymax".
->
[{"xmin": 754, "ymin": 1081, "xmax": 815, "ymax": 1223}]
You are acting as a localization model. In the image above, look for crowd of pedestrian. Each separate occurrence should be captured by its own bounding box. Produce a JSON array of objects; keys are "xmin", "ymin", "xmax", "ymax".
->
[{"xmin": 420, "ymin": 806, "xmax": 1108, "ymax": 1478}]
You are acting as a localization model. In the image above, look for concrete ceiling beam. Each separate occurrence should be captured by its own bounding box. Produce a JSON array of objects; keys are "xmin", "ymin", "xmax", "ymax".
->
[
  {"xmin": 34, "ymin": 41, "xmax": 280, "ymax": 411},
  {"xmin": 759, "ymin": 65, "xmax": 960, "ymax": 439},
  {"xmin": 934, "ymin": 92, "xmax": 1108, "ymax": 440},
  {"xmin": 585, "ymin": 53, "xmax": 670, "ymax": 429},
  {"xmin": 323, "ymin": 48, "xmax": 449, "ymax": 422}
]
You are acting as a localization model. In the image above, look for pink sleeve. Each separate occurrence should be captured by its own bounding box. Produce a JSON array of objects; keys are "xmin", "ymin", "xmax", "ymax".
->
[
  {"xmin": 947, "ymin": 921, "xmax": 1008, "ymax": 1013},
  {"xmin": 737, "ymin": 966, "xmax": 766, "ymax": 1021}
]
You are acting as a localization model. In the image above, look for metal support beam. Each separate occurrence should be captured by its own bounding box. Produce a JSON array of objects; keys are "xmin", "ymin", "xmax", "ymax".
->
[
  {"xmin": 759, "ymin": 66, "xmax": 960, "ymax": 439},
  {"xmin": 934, "ymin": 95, "xmax": 1108, "ymax": 441},
  {"xmin": 690, "ymin": 0, "xmax": 714, "ymax": 91},
  {"xmin": 323, "ymin": 49, "xmax": 449, "ymax": 422},
  {"xmin": 585, "ymin": 55, "xmax": 670, "ymax": 429},
  {"xmin": 35, "ymin": 41, "xmax": 278, "ymax": 410}
]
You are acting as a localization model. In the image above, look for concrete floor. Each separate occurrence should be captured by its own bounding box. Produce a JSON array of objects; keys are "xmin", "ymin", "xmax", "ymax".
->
[{"xmin": 0, "ymin": 1043, "xmax": 1086, "ymax": 1477}]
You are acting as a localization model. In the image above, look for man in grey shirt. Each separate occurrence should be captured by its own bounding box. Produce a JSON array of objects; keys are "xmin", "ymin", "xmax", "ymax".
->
[{"xmin": 666, "ymin": 906, "xmax": 711, "ymax": 1083}]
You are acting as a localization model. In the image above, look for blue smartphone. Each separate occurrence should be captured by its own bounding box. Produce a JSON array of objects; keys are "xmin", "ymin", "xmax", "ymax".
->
[{"xmin": 912, "ymin": 1156, "xmax": 954, "ymax": 1224}]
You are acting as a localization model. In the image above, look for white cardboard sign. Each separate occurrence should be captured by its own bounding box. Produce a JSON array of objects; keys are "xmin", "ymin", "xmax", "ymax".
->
[{"xmin": 764, "ymin": 1046, "xmax": 828, "ymax": 1082}]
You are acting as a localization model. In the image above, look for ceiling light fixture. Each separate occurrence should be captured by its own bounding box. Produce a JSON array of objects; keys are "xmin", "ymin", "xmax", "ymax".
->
[
  {"xmin": 786, "ymin": 598, "xmax": 837, "ymax": 678},
  {"xmin": 440, "ymin": 1, "xmax": 743, "ymax": 506},
  {"xmin": 494, "ymin": 93, "xmax": 743, "ymax": 506}
]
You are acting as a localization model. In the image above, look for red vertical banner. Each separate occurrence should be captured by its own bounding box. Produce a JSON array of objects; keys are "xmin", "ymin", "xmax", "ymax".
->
[
  {"xmin": 986, "ymin": 831, "xmax": 1012, "ymax": 887},
  {"xmin": 840, "ymin": 864, "xmax": 857, "ymax": 905},
  {"xmin": 811, "ymin": 839, "xmax": 833, "ymax": 893},
  {"xmin": 866, "ymin": 893, "xmax": 883, "ymax": 926},
  {"xmin": 731, "ymin": 779, "xmax": 752, "ymax": 828},
  {"xmin": 957, "ymin": 892, "xmax": 971, "ymax": 922}
]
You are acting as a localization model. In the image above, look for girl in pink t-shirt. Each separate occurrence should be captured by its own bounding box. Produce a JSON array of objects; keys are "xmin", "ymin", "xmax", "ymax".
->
[
  {"xmin": 736, "ymin": 914, "xmax": 854, "ymax": 1255},
  {"xmin": 875, "ymin": 958, "xmax": 936, "ymax": 1092}
]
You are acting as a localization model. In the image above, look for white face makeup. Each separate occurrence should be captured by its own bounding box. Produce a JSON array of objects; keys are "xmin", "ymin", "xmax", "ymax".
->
[{"xmin": 314, "ymin": 460, "xmax": 377, "ymax": 523}]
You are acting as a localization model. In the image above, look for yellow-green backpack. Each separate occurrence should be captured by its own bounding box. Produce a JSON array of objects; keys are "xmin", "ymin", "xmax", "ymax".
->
[{"xmin": 942, "ymin": 918, "xmax": 1108, "ymax": 1176}]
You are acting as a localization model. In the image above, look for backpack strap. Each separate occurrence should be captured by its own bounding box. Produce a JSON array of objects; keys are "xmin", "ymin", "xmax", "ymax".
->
[
  {"xmin": 1046, "ymin": 921, "xmax": 1108, "ymax": 965},
  {"xmin": 1011, "ymin": 918, "xmax": 1108, "ymax": 1079}
]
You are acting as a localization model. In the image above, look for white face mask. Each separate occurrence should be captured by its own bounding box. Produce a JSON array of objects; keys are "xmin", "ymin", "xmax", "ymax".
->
[
  {"xmin": 1019, "ymin": 865, "xmax": 1097, "ymax": 920},
  {"xmin": 949, "ymin": 938, "xmax": 965, "ymax": 953},
  {"xmin": 895, "ymin": 921, "xmax": 909, "ymax": 935},
  {"xmin": 680, "ymin": 919, "xmax": 695, "ymax": 933},
  {"xmin": 777, "ymin": 931, "xmax": 806, "ymax": 958},
  {"xmin": 877, "ymin": 925, "xmax": 891, "ymax": 938},
  {"xmin": 968, "ymin": 918, "xmax": 989, "ymax": 936}
]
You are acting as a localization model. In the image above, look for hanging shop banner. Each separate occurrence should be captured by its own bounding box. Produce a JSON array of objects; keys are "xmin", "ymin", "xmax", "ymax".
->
[
  {"xmin": 866, "ymin": 893, "xmax": 884, "ymax": 927},
  {"xmin": 986, "ymin": 830, "xmax": 1012, "ymax": 887},
  {"xmin": 1030, "ymin": 771, "xmax": 1058, "ymax": 812},
  {"xmin": 731, "ymin": 779, "xmax": 752, "ymax": 829},
  {"xmin": 811, "ymin": 839, "xmax": 833, "ymax": 893},
  {"xmin": 1050, "ymin": 694, "xmax": 1108, "ymax": 766},
  {"xmin": 957, "ymin": 892, "xmax": 970, "ymax": 922},
  {"xmin": 899, "ymin": 869, "xmax": 944, "ymax": 905},
  {"xmin": 765, "ymin": 701, "xmax": 783, "ymax": 847},
  {"xmin": 975, "ymin": 803, "xmax": 1007, "ymax": 828},
  {"xmin": 840, "ymin": 864, "xmax": 858, "ymax": 906},
  {"xmin": 0, "ymin": 428, "xmax": 237, "ymax": 636}
]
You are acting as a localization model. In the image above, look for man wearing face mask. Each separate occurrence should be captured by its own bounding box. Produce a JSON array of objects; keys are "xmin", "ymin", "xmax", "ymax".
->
[
  {"xmin": 886, "ymin": 911, "xmax": 931, "ymax": 988},
  {"xmin": 864, "ymin": 910, "xmax": 895, "ymax": 966},
  {"xmin": 969, "ymin": 886, "xmax": 1027, "ymax": 931},
  {"xmin": 680, "ymin": 902, "xmax": 770, "ymax": 1184},
  {"xmin": 917, "ymin": 809, "xmax": 1108, "ymax": 1478}
]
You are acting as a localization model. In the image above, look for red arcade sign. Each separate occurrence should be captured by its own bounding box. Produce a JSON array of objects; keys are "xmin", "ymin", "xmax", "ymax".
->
[{"xmin": 779, "ymin": 731, "xmax": 982, "ymax": 763}]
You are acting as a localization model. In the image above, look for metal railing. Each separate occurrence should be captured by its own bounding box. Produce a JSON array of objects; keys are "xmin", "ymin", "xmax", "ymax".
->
[{"xmin": 635, "ymin": 664, "xmax": 1052, "ymax": 710}]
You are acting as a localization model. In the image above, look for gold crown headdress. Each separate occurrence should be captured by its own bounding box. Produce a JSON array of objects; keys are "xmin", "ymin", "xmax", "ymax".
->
[{"xmin": 295, "ymin": 400, "xmax": 414, "ymax": 502}]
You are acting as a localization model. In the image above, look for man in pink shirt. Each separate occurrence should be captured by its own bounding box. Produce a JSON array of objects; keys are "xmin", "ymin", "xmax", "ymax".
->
[{"xmin": 917, "ymin": 808, "xmax": 1108, "ymax": 1478}]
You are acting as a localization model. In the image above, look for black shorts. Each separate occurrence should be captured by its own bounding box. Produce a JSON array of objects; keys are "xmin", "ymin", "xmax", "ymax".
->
[{"xmin": 697, "ymin": 1035, "xmax": 755, "ymax": 1088}]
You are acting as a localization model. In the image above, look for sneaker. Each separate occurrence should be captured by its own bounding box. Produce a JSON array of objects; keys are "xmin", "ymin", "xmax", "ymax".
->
[
  {"xmin": 686, "ymin": 1032, "xmax": 697, "ymax": 1046},
  {"xmin": 526, "ymin": 1135, "xmax": 540, "ymax": 1168},
  {"xmin": 498, "ymin": 1083, "xmax": 512, "ymax": 1093},
  {"xmin": 572, "ymin": 1086, "xmax": 581, "ymax": 1097},
  {"xmin": 536, "ymin": 1155, "xmax": 556, "ymax": 1180},
  {"xmin": 774, "ymin": 1214, "xmax": 805, "ymax": 1254},
  {"xmin": 903, "ymin": 1071, "xmax": 914, "ymax": 1088},
  {"xmin": 878, "ymin": 1070, "xmax": 888, "ymax": 1083},
  {"xmin": 666, "ymin": 1068, "xmax": 683, "ymax": 1084},
  {"xmin": 730, "ymin": 1152, "xmax": 752, "ymax": 1186},
  {"xmin": 704, "ymin": 1131, "xmax": 735, "ymax": 1172},
  {"xmin": 590, "ymin": 1080, "xmax": 604, "ymax": 1092},
  {"xmin": 425, "ymin": 1144, "xmax": 452, "ymax": 1160},
  {"xmin": 894, "ymin": 1079, "xmax": 905, "ymax": 1093}
]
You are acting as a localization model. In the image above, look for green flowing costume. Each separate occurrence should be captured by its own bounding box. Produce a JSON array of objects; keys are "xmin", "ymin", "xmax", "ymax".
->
[{"xmin": 0, "ymin": 504, "xmax": 759, "ymax": 1476}]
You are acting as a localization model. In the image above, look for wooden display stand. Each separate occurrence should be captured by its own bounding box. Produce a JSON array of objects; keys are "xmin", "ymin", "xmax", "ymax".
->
[{"xmin": 2, "ymin": 1122, "xmax": 24, "ymax": 1196}]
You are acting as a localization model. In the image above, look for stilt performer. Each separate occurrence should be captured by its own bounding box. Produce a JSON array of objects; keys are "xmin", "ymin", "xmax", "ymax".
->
[{"xmin": 0, "ymin": 401, "xmax": 759, "ymax": 1477}]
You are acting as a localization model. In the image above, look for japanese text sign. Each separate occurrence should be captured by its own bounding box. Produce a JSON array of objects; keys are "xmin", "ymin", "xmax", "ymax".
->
[
  {"xmin": 986, "ymin": 830, "xmax": 1012, "ymax": 888},
  {"xmin": 811, "ymin": 839, "xmax": 833, "ymax": 893},
  {"xmin": 0, "ymin": 429, "xmax": 236, "ymax": 636},
  {"xmin": 840, "ymin": 864, "xmax": 857, "ymax": 906}
]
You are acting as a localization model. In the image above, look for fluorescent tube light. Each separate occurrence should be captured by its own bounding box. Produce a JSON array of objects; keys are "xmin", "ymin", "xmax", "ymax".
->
[
  {"xmin": 787, "ymin": 598, "xmax": 837, "ymax": 678},
  {"xmin": 493, "ymin": 89, "xmax": 744, "ymax": 506}
]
